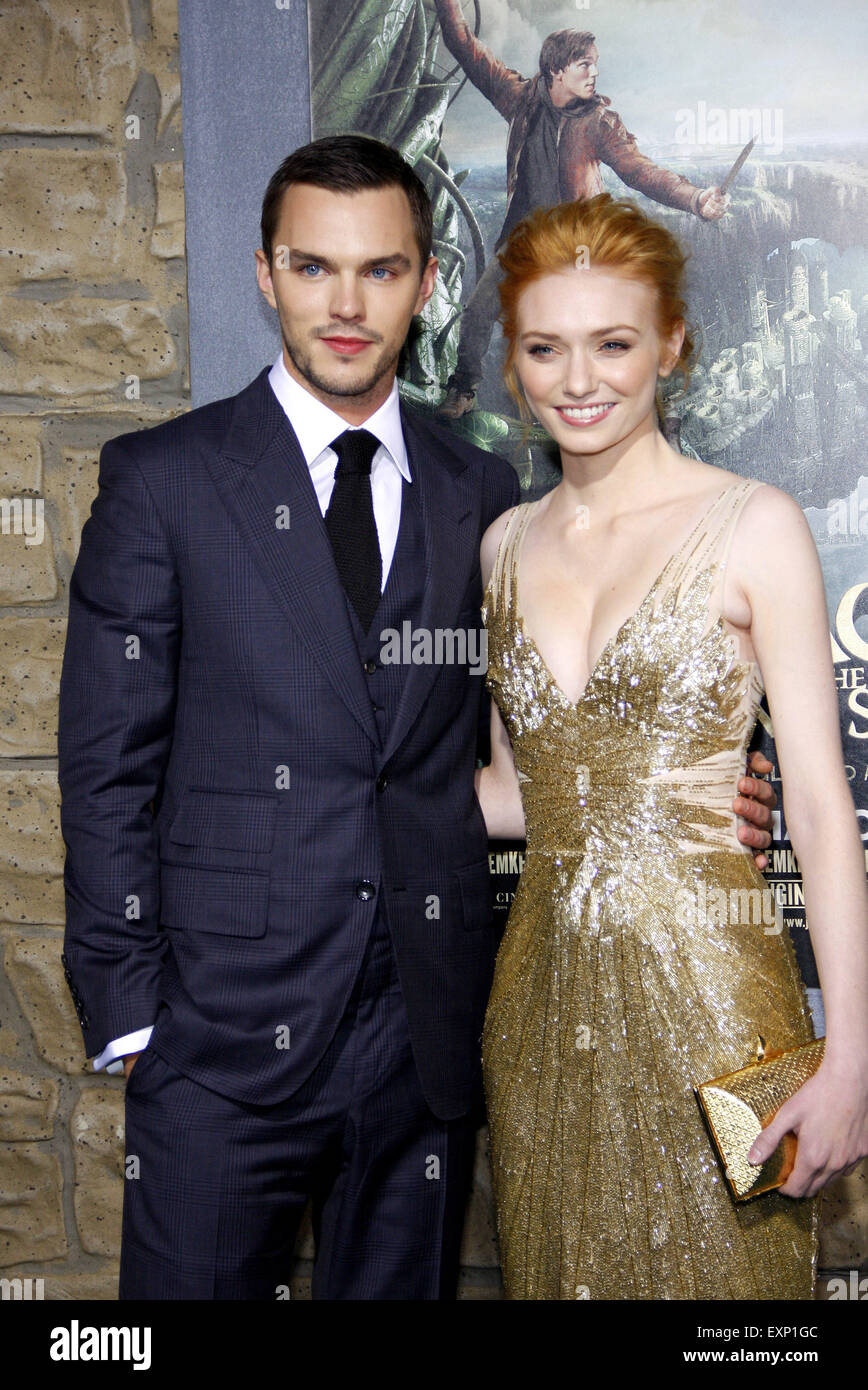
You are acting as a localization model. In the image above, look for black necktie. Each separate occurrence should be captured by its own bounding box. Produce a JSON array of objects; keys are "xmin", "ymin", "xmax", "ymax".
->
[{"xmin": 324, "ymin": 428, "xmax": 382, "ymax": 632}]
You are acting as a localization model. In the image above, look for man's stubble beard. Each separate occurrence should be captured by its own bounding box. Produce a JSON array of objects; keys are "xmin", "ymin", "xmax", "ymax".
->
[{"xmin": 281, "ymin": 322, "xmax": 399, "ymax": 401}]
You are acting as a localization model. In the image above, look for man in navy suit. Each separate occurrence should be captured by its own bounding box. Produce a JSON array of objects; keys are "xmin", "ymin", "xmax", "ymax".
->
[{"xmin": 58, "ymin": 135, "xmax": 775, "ymax": 1299}]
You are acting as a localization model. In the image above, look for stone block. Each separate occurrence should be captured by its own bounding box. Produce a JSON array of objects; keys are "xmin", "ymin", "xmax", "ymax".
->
[
  {"xmin": 0, "ymin": 1020, "xmax": 25, "ymax": 1062},
  {"xmin": 53, "ymin": 449, "xmax": 100, "ymax": 565},
  {"xmin": 0, "ymin": 1142, "xmax": 67, "ymax": 1266},
  {"xmin": 0, "ymin": 503, "xmax": 58, "ymax": 604},
  {"xmin": 4, "ymin": 936, "xmax": 89, "ymax": 1076},
  {"xmin": 0, "ymin": 150, "xmax": 125, "ymax": 289},
  {"xmin": 146, "ymin": 0, "xmax": 182, "ymax": 136},
  {"xmin": 0, "ymin": 618, "xmax": 66, "ymax": 758},
  {"xmin": 0, "ymin": 418, "xmax": 43, "ymax": 492},
  {"xmin": 150, "ymin": 161, "xmax": 185, "ymax": 259},
  {"xmin": 0, "ymin": 298, "xmax": 175, "ymax": 399},
  {"xmin": 0, "ymin": 0, "xmax": 136, "ymax": 138},
  {"xmin": 70, "ymin": 1089, "xmax": 125, "ymax": 1256},
  {"xmin": 39, "ymin": 1268, "xmax": 119, "ymax": 1300},
  {"xmin": 0, "ymin": 1067, "xmax": 58, "ymax": 1140},
  {"xmin": 0, "ymin": 772, "xmax": 65, "ymax": 926}
]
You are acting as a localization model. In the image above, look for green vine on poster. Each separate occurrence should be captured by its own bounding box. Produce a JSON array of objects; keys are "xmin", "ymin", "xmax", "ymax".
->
[{"xmin": 309, "ymin": 0, "xmax": 549, "ymax": 475}]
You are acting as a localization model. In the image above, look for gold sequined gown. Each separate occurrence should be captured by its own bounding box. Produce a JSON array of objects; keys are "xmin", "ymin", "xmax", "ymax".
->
[{"xmin": 481, "ymin": 479, "xmax": 818, "ymax": 1300}]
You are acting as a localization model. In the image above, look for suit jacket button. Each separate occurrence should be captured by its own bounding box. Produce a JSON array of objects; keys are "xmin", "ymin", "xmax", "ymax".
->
[
  {"xmin": 363, "ymin": 659, "xmax": 378, "ymax": 674},
  {"xmin": 355, "ymin": 880, "xmax": 376, "ymax": 901},
  {"xmin": 375, "ymin": 774, "xmax": 388, "ymax": 793}
]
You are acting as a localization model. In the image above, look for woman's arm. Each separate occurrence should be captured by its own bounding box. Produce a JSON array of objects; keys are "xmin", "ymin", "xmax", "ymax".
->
[
  {"xmin": 476, "ymin": 699, "xmax": 526, "ymax": 841},
  {"xmin": 730, "ymin": 485, "xmax": 868, "ymax": 1196},
  {"xmin": 475, "ymin": 508, "xmax": 526, "ymax": 840}
]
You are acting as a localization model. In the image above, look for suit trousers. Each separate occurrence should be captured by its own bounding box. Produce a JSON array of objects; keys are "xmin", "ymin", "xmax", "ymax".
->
[{"xmin": 118, "ymin": 908, "xmax": 478, "ymax": 1299}]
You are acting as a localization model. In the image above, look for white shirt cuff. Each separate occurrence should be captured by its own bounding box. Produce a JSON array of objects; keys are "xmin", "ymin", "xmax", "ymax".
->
[{"xmin": 93, "ymin": 1027, "xmax": 154, "ymax": 1071}]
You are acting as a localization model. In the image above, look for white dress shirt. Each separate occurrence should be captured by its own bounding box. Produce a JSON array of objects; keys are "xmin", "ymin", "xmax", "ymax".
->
[
  {"xmin": 93, "ymin": 356, "xmax": 412, "ymax": 1073},
  {"xmin": 269, "ymin": 353, "xmax": 411, "ymax": 587}
]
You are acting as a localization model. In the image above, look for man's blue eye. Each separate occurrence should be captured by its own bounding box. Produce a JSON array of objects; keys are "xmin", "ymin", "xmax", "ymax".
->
[
  {"xmin": 370, "ymin": 267, "xmax": 391, "ymax": 279},
  {"xmin": 301, "ymin": 264, "xmax": 322, "ymax": 276}
]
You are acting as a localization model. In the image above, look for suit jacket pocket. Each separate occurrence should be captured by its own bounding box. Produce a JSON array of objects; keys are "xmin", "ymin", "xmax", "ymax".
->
[
  {"xmin": 159, "ymin": 861, "xmax": 269, "ymax": 937},
  {"xmin": 168, "ymin": 787, "xmax": 277, "ymax": 855},
  {"xmin": 122, "ymin": 1040, "xmax": 159, "ymax": 1097}
]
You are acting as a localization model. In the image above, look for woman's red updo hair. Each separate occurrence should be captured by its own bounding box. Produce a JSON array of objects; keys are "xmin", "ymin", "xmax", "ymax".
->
[{"xmin": 497, "ymin": 193, "xmax": 696, "ymax": 422}]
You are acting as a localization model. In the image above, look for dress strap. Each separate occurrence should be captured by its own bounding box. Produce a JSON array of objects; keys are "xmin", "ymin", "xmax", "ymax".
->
[
  {"xmin": 483, "ymin": 502, "xmax": 533, "ymax": 623},
  {"xmin": 665, "ymin": 478, "xmax": 764, "ymax": 608}
]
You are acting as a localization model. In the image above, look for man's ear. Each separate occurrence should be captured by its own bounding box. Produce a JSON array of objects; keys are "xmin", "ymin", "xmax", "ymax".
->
[
  {"xmin": 255, "ymin": 248, "xmax": 277, "ymax": 310},
  {"xmin": 414, "ymin": 255, "xmax": 439, "ymax": 315}
]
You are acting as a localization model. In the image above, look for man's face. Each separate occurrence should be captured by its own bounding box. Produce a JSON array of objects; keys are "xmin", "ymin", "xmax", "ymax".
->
[
  {"xmin": 555, "ymin": 45, "xmax": 599, "ymax": 100},
  {"xmin": 255, "ymin": 183, "xmax": 438, "ymax": 423}
]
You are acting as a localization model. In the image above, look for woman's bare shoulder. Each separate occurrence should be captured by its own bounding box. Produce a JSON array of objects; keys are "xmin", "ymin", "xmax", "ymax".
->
[
  {"xmin": 726, "ymin": 477, "xmax": 820, "ymax": 595},
  {"xmin": 682, "ymin": 463, "xmax": 803, "ymax": 530},
  {"xmin": 731, "ymin": 477, "xmax": 810, "ymax": 534}
]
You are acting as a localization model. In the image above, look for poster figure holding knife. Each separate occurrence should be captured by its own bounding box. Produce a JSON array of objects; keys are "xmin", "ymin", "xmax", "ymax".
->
[{"xmin": 434, "ymin": 0, "xmax": 736, "ymax": 417}]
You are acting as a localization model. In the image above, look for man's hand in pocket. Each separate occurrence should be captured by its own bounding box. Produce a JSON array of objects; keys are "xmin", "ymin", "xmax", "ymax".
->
[{"xmin": 123, "ymin": 1052, "xmax": 142, "ymax": 1080}]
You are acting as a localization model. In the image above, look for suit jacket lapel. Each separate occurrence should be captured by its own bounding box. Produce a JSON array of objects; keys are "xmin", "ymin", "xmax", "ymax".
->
[
  {"xmin": 206, "ymin": 370, "xmax": 380, "ymax": 747},
  {"xmin": 379, "ymin": 406, "xmax": 475, "ymax": 766}
]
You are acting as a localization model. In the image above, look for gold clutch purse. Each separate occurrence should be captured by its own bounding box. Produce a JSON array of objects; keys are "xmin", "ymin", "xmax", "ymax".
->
[{"xmin": 695, "ymin": 1035, "xmax": 825, "ymax": 1201}]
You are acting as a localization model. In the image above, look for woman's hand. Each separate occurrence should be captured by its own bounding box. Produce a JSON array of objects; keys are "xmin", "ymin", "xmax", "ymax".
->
[{"xmin": 747, "ymin": 1055, "xmax": 868, "ymax": 1198}]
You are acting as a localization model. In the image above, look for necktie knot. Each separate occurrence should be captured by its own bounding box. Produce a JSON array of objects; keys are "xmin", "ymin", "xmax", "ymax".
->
[{"xmin": 330, "ymin": 428, "xmax": 380, "ymax": 477}]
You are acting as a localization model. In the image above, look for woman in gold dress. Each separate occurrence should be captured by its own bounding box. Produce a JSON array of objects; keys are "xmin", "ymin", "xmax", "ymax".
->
[{"xmin": 476, "ymin": 194, "xmax": 868, "ymax": 1299}]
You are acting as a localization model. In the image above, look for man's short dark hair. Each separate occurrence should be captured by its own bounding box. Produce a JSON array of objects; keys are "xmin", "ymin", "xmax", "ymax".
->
[
  {"xmin": 539, "ymin": 30, "xmax": 596, "ymax": 88},
  {"xmin": 260, "ymin": 134, "xmax": 433, "ymax": 271}
]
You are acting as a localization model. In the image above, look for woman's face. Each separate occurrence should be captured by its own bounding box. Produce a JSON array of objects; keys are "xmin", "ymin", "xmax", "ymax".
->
[{"xmin": 513, "ymin": 265, "xmax": 684, "ymax": 458}]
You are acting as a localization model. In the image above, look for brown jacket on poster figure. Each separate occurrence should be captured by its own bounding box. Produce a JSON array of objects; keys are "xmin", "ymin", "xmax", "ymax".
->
[{"xmin": 436, "ymin": 0, "xmax": 705, "ymax": 220}]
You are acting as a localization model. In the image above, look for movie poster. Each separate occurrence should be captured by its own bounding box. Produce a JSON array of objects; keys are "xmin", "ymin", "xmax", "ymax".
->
[{"xmin": 308, "ymin": 0, "xmax": 868, "ymax": 1001}]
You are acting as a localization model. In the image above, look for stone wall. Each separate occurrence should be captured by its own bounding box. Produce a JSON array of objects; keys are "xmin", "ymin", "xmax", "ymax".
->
[
  {"xmin": 0, "ymin": 0, "xmax": 863, "ymax": 1304},
  {"xmin": 0, "ymin": 0, "xmax": 188, "ymax": 1300}
]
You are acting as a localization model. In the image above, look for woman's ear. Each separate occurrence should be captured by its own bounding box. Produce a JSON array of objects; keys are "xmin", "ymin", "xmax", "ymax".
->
[{"xmin": 658, "ymin": 318, "xmax": 686, "ymax": 379}]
